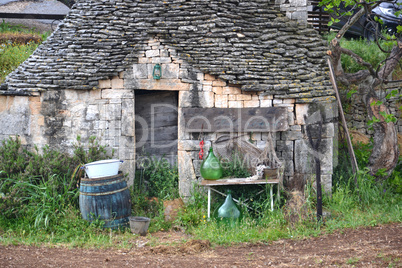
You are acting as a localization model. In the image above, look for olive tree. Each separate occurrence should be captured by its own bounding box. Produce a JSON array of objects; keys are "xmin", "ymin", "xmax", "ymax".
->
[{"xmin": 320, "ymin": 0, "xmax": 401, "ymax": 178}]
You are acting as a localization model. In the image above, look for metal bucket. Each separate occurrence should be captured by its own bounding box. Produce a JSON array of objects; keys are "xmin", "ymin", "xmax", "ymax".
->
[
  {"xmin": 129, "ymin": 216, "xmax": 150, "ymax": 236},
  {"xmin": 79, "ymin": 173, "xmax": 131, "ymax": 229}
]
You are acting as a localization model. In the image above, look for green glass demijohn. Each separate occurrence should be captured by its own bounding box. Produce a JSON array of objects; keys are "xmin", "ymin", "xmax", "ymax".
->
[
  {"xmin": 200, "ymin": 147, "xmax": 223, "ymax": 180},
  {"xmin": 217, "ymin": 191, "xmax": 240, "ymax": 221}
]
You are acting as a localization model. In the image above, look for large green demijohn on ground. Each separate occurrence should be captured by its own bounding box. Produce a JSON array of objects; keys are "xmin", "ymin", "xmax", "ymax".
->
[
  {"xmin": 216, "ymin": 191, "xmax": 241, "ymax": 227},
  {"xmin": 217, "ymin": 191, "xmax": 241, "ymax": 220},
  {"xmin": 200, "ymin": 147, "xmax": 223, "ymax": 180}
]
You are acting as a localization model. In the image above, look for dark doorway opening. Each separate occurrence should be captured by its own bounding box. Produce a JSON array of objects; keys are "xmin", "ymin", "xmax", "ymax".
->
[{"xmin": 135, "ymin": 90, "xmax": 178, "ymax": 167}]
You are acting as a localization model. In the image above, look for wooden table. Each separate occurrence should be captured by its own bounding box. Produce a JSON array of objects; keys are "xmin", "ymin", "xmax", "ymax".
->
[{"xmin": 200, "ymin": 178, "xmax": 281, "ymax": 218}]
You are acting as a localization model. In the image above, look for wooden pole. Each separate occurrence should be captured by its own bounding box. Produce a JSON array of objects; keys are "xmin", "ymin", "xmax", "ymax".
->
[{"xmin": 327, "ymin": 58, "xmax": 359, "ymax": 178}]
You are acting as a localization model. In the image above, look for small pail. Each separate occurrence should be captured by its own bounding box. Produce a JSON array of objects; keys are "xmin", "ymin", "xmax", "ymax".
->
[{"xmin": 129, "ymin": 216, "xmax": 150, "ymax": 236}]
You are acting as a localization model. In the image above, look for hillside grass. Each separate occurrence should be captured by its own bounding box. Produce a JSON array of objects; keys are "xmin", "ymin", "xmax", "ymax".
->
[{"xmin": 0, "ymin": 21, "xmax": 50, "ymax": 83}]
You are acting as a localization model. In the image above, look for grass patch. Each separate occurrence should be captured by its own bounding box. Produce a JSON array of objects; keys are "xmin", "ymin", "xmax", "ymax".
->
[
  {"xmin": 346, "ymin": 257, "xmax": 360, "ymax": 265},
  {"xmin": 0, "ymin": 42, "xmax": 39, "ymax": 83}
]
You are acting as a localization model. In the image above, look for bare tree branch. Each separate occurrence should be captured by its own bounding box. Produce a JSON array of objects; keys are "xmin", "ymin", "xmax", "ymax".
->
[
  {"xmin": 339, "ymin": 46, "xmax": 377, "ymax": 76},
  {"xmin": 344, "ymin": 69, "xmax": 371, "ymax": 83},
  {"xmin": 335, "ymin": 7, "xmax": 366, "ymax": 39},
  {"xmin": 376, "ymin": 40, "xmax": 402, "ymax": 84}
]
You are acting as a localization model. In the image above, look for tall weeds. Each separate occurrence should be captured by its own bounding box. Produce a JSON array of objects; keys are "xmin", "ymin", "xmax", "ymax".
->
[
  {"xmin": 9, "ymin": 174, "xmax": 79, "ymax": 228},
  {"xmin": 0, "ymin": 136, "xmax": 112, "ymax": 229},
  {"xmin": 134, "ymin": 156, "xmax": 179, "ymax": 200}
]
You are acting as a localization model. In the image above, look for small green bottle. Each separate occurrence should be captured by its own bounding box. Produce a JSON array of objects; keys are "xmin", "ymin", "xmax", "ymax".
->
[{"xmin": 200, "ymin": 147, "xmax": 223, "ymax": 180}]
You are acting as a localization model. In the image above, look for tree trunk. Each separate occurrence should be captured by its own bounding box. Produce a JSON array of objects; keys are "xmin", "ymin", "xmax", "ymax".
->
[
  {"xmin": 359, "ymin": 77, "xmax": 399, "ymax": 177},
  {"xmin": 365, "ymin": 91, "xmax": 399, "ymax": 177}
]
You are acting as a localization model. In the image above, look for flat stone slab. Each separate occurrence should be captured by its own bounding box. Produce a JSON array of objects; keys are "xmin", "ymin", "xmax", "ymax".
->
[{"xmin": 182, "ymin": 107, "xmax": 289, "ymax": 133}]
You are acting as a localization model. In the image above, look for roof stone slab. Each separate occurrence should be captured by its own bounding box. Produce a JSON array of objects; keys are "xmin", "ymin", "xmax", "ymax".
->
[{"xmin": 2, "ymin": 0, "xmax": 333, "ymax": 99}]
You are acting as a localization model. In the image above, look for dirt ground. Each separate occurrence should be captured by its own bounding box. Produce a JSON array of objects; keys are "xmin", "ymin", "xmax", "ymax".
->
[{"xmin": 0, "ymin": 223, "xmax": 400, "ymax": 267}]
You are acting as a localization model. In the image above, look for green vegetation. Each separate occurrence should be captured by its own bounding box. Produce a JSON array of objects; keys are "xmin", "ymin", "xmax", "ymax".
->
[
  {"xmin": 0, "ymin": 20, "xmax": 44, "ymax": 35},
  {"xmin": 0, "ymin": 42, "xmax": 39, "ymax": 83},
  {"xmin": 135, "ymin": 156, "xmax": 179, "ymax": 200},
  {"xmin": 190, "ymin": 152, "xmax": 401, "ymax": 244},
  {"xmin": 0, "ymin": 136, "xmax": 111, "ymax": 227},
  {"xmin": 0, "ymin": 21, "xmax": 50, "ymax": 83}
]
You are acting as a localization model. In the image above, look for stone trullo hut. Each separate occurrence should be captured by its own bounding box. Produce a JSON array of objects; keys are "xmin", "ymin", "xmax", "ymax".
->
[{"xmin": 0, "ymin": 0, "xmax": 337, "ymax": 197}]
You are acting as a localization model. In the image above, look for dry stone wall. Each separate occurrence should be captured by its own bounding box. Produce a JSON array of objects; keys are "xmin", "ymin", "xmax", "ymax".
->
[{"xmin": 344, "ymin": 83, "xmax": 402, "ymax": 136}]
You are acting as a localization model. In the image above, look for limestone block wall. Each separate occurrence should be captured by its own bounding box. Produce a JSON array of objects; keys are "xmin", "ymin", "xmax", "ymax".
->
[
  {"xmin": 0, "ymin": 77, "xmax": 136, "ymax": 184},
  {"xmin": 0, "ymin": 95, "xmax": 44, "ymax": 146},
  {"xmin": 276, "ymin": 0, "xmax": 309, "ymax": 23}
]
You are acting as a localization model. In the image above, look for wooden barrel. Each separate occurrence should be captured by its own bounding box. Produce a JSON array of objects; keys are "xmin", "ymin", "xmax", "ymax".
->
[{"xmin": 79, "ymin": 173, "xmax": 131, "ymax": 229}]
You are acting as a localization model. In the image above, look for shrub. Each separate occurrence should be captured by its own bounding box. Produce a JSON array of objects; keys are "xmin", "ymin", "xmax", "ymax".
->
[
  {"xmin": 0, "ymin": 136, "xmax": 27, "ymax": 178},
  {"xmin": 24, "ymin": 145, "xmax": 75, "ymax": 182},
  {"xmin": 135, "ymin": 156, "xmax": 179, "ymax": 200},
  {"xmin": 0, "ymin": 135, "xmax": 111, "ymax": 182},
  {"xmin": 73, "ymin": 135, "xmax": 112, "ymax": 165}
]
